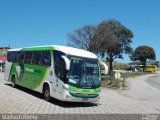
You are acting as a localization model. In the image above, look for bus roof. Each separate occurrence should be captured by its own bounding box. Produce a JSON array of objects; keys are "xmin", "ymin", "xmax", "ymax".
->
[
  {"xmin": 8, "ymin": 45, "xmax": 98, "ymax": 59},
  {"xmin": 8, "ymin": 48, "xmax": 22, "ymax": 51}
]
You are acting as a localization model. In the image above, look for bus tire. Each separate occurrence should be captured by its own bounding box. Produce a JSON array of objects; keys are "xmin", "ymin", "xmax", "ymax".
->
[
  {"xmin": 43, "ymin": 84, "xmax": 51, "ymax": 101},
  {"xmin": 11, "ymin": 76, "xmax": 16, "ymax": 88}
]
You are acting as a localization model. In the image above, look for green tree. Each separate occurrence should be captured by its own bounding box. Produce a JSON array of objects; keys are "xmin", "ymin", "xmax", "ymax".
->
[
  {"xmin": 91, "ymin": 19, "xmax": 133, "ymax": 75},
  {"xmin": 131, "ymin": 45, "xmax": 156, "ymax": 71}
]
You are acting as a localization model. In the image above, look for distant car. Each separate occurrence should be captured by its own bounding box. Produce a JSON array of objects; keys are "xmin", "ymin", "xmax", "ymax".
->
[
  {"xmin": 126, "ymin": 65, "xmax": 138, "ymax": 72},
  {"xmin": 145, "ymin": 65, "xmax": 157, "ymax": 73}
]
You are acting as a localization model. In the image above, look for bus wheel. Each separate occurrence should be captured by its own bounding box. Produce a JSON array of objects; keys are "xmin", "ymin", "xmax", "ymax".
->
[
  {"xmin": 43, "ymin": 85, "xmax": 50, "ymax": 101},
  {"xmin": 11, "ymin": 76, "xmax": 16, "ymax": 88}
]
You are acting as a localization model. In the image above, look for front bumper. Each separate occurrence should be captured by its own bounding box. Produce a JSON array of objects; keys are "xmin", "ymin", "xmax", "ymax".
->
[{"xmin": 62, "ymin": 90, "xmax": 100, "ymax": 102}]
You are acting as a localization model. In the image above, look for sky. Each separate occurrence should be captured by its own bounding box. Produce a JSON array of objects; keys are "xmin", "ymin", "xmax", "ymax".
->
[{"xmin": 0, "ymin": 0, "xmax": 160, "ymax": 63}]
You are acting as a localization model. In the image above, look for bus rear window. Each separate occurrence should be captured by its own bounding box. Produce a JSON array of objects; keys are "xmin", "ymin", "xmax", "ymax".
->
[{"xmin": 7, "ymin": 52, "xmax": 17, "ymax": 62}]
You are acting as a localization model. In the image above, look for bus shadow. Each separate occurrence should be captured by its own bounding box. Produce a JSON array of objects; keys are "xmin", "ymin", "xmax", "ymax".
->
[
  {"xmin": 50, "ymin": 98, "xmax": 99, "ymax": 108},
  {"xmin": 50, "ymin": 98, "xmax": 98, "ymax": 108},
  {"xmin": 5, "ymin": 83, "xmax": 99, "ymax": 108}
]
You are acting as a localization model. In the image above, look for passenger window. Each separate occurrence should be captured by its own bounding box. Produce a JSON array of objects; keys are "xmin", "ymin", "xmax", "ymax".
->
[
  {"xmin": 32, "ymin": 52, "xmax": 42, "ymax": 65},
  {"xmin": 53, "ymin": 51, "xmax": 66, "ymax": 81},
  {"xmin": 24, "ymin": 52, "xmax": 32, "ymax": 64},
  {"xmin": 17, "ymin": 52, "xmax": 25, "ymax": 63},
  {"xmin": 41, "ymin": 51, "xmax": 51, "ymax": 66}
]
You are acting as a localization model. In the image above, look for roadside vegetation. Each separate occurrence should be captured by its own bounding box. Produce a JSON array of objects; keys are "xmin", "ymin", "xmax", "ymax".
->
[
  {"xmin": 100, "ymin": 62, "xmax": 152, "ymax": 89},
  {"xmin": 121, "ymin": 72, "xmax": 148, "ymax": 79},
  {"xmin": 101, "ymin": 72, "xmax": 149, "ymax": 89}
]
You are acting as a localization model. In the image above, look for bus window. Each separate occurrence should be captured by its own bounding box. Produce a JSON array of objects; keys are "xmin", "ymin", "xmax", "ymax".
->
[
  {"xmin": 53, "ymin": 51, "xmax": 66, "ymax": 81},
  {"xmin": 17, "ymin": 52, "xmax": 25, "ymax": 63},
  {"xmin": 7, "ymin": 52, "xmax": 17, "ymax": 62},
  {"xmin": 41, "ymin": 51, "xmax": 51, "ymax": 66},
  {"xmin": 24, "ymin": 52, "xmax": 33, "ymax": 64},
  {"xmin": 32, "ymin": 52, "xmax": 42, "ymax": 65}
]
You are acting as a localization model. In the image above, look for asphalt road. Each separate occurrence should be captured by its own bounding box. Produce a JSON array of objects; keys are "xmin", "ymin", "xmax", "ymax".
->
[{"xmin": 145, "ymin": 73, "xmax": 160, "ymax": 91}]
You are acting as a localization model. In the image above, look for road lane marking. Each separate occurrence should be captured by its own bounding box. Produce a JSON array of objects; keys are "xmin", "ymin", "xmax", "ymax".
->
[{"xmin": 143, "ymin": 81, "xmax": 160, "ymax": 94}]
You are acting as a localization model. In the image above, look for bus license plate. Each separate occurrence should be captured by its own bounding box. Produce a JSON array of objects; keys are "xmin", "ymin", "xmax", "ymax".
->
[{"xmin": 82, "ymin": 98, "xmax": 88, "ymax": 101}]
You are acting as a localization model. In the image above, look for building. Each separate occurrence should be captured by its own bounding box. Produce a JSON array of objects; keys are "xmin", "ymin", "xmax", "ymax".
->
[
  {"xmin": 0, "ymin": 47, "xmax": 10, "ymax": 56},
  {"xmin": 0, "ymin": 47, "xmax": 9, "ymax": 72}
]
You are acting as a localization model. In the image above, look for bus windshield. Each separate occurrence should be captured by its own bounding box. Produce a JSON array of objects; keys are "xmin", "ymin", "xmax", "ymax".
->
[{"xmin": 67, "ymin": 56, "xmax": 100, "ymax": 88}]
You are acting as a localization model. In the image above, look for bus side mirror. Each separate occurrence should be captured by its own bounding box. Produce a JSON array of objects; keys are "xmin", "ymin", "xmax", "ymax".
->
[
  {"xmin": 99, "ymin": 61, "xmax": 108, "ymax": 75},
  {"xmin": 61, "ymin": 55, "xmax": 70, "ymax": 70}
]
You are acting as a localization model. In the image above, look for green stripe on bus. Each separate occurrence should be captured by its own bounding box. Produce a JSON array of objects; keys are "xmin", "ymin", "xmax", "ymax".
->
[
  {"xmin": 68, "ymin": 85, "xmax": 101, "ymax": 94},
  {"xmin": 21, "ymin": 46, "xmax": 54, "ymax": 51}
]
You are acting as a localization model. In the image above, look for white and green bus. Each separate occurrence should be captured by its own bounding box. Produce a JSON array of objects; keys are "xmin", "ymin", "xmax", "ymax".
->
[{"xmin": 4, "ymin": 45, "xmax": 106, "ymax": 102}]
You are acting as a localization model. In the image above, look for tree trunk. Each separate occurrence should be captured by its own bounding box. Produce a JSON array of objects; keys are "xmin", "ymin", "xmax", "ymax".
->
[
  {"xmin": 109, "ymin": 60, "xmax": 113, "ymax": 73},
  {"xmin": 143, "ymin": 61, "xmax": 146, "ymax": 72},
  {"xmin": 109, "ymin": 59, "xmax": 114, "ymax": 80},
  {"xmin": 143, "ymin": 60, "xmax": 146, "ymax": 72}
]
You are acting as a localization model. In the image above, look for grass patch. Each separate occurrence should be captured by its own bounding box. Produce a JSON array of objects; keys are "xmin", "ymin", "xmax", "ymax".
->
[
  {"xmin": 101, "ymin": 75, "xmax": 126, "ymax": 89},
  {"xmin": 101, "ymin": 78, "xmax": 127, "ymax": 89},
  {"xmin": 121, "ymin": 72, "xmax": 149, "ymax": 79}
]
